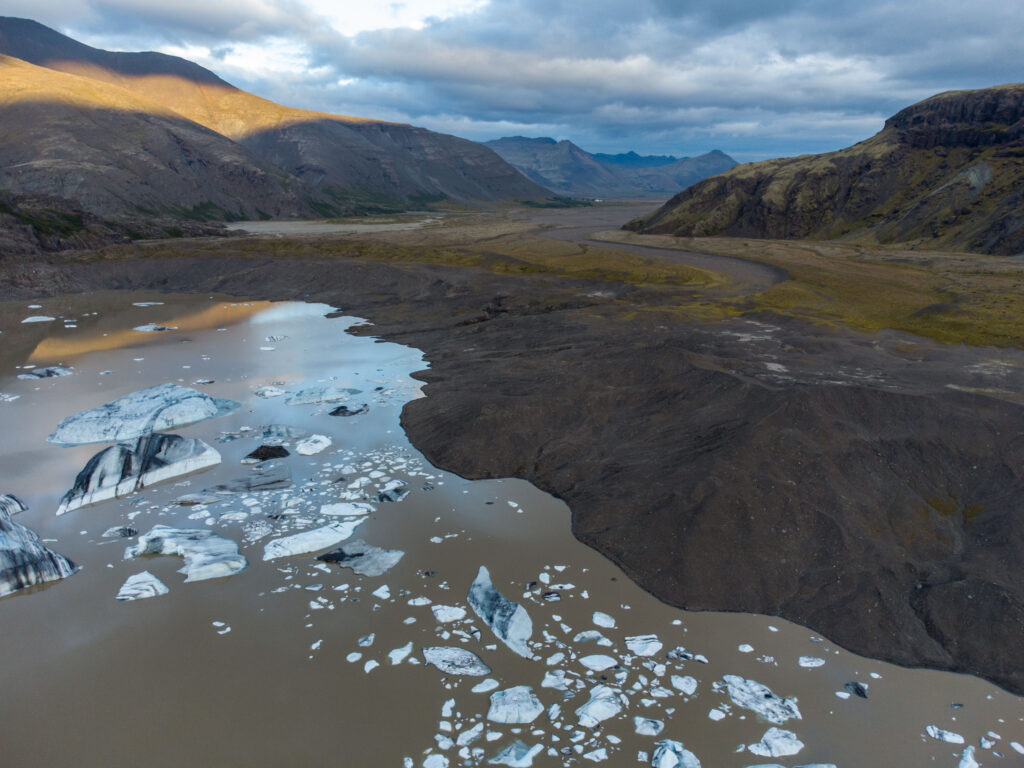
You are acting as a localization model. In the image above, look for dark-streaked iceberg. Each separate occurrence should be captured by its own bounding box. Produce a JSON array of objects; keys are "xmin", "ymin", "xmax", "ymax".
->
[
  {"xmin": 48, "ymin": 383, "xmax": 239, "ymax": 445},
  {"xmin": 0, "ymin": 494, "xmax": 78, "ymax": 598},
  {"xmin": 125, "ymin": 525, "xmax": 247, "ymax": 582},
  {"xmin": 57, "ymin": 434, "xmax": 221, "ymax": 515},
  {"xmin": 116, "ymin": 571, "xmax": 169, "ymax": 601},
  {"xmin": 422, "ymin": 646, "xmax": 492, "ymax": 676},
  {"xmin": 316, "ymin": 539, "xmax": 404, "ymax": 576},
  {"xmin": 468, "ymin": 565, "xmax": 533, "ymax": 658}
]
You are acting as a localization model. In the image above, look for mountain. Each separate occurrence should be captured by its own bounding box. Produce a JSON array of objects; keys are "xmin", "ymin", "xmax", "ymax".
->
[
  {"xmin": 627, "ymin": 84, "xmax": 1024, "ymax": 255},
  {"xmin": 485, "ymin": 136, "xmax": 737, "ymax": 198},
  {"xmin": 0, "ymin": 17, "xmax": 551, "ymax": 221}
]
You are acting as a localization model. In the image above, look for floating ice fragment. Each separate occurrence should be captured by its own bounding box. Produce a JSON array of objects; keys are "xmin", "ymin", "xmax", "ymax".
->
[
  {"xmin": 626, "ymin": 634, "xmax": 663, "ymax": 657},
  {"xmin": 262, "ymin": 519, "xmax": 364, "ymax": 560},
  {"xmin": 798, "ymin": 657, "xmax": 825, "ymax": 668},
  {"xmin": 634, "ymin": 717, "xmax": 664, "ymax": 736},
  {"xmin": 422, "ymin": 756, "xmax": 448, "ymax": 768},
  {"xmin": 319, "ymin": 502, "xmax": 373, "ymax": 517},
  {"xmin": 925, "ymin": 725, "xmax": 964, "ymax": 744},
  {"xmin": 574, "ymin": 630, "xmax": 613, "ymax": 646},
  {"xmin": 468, "ymin": 566, "xmax": 533, "ymax": 658},
  {"xmin": 125, "ymin": 526, "xmax": 246, "ymax": 582},
  {"xmin": 115, "ymin": 571, "xmax": 169, "ymax": 601},
  {"xmin": 708, "ymin": 709, "xmax": 726, "ymax": 721},
  {"xmin": 48, "ymin": 383, "xmax": 239, "ymax": 446},
  {"xmin": 1011, "ymin": 741, "xmax": 1024, "ymax": 754},
  {"xmin": 317, "ymin": 539, "xmax": 403, "ymax": 576},
  {"xmin": 134, "ymin": 324, "xmax": 176, "ymax": 332},
  {"xmin": 372, "ymin": 584, "xmax": 391, "ymax": 600},
  {"xmin": 242, "ymin": 445, "xmax": 289, "ymax": 464},
  {"xmin": 487, "ymin": 741, "xmax": 543, "ymax": 767},
  {"xmin": 487, "ymin": 686, "xmax": 544, "ymax": 724},
  {"xmin": 958, "ymin": 747, "xmax": 979, "ymax": 768},
  {"xmin": 359, "ymin": 634, "xmax": 375, "ymax": 647},
  {"xmin": 132, "ymin": 302, "xmax": 164, "ymax": 307},
  {"xmin": 747, "ymin": 728, "xmax": 804, "ymax": 758},
  {"xmin": 254, "ymin": 386, "xmax": 286, "ymax": 399},
  {"xmin": 432, "ymin": 604, "xmax": 467, "ymax": 623},
  {"xmin": 472, "ymin": 679, "xmax": 500, "ymax": 694},
  {"xmin": 296, "ymin": 434, "xmax": 331, "ymax": 455},
  {"xmin": 738, "ymin": 644, "xmax": 754, "ymax": 653},
  {"xmin": 285, "ymin": 385, "xmax": 362, "ymax": 406},
  {"xmin": 583, "ymin": 748, "xmax": 608, "ymax": 762},
  {"xmin": 389, "ymin": 642, "xmax": 414, "ymax": 665},
  {"xmin": 424, "ymin": 647, "xmax": 492, "ymax": 676},
  {"xmin": 364, "ymin": 659, "xmax": 379, "ymax": 673},
  {"xmin": 58, "ymin": 434, "xmax": 221, "ymax": 515},
  {"xmin": 409, "ymin": 596, "xmax": 432, "ymax": 606},
  {"xmin": 651, "ymin": 739, "xmax": 701, "ymax": 768},
  {"xmin": 843, "ymin": 681, "xmax": 868, "ymax": 699},
  {"xmin": 0, "ymin": 496, "xmax": 77, "ymax": 598},
  {"xmin": 457, "ymin": 723, "xmax": 484, "ymax": 747},
  {"xmin": 592, "ymin": 611, "xmax": 616, "ymax": 628},
  {"xmin": 579, "ymin": 654, "xmax": 618, "ymax": 672},
  {"xmin": 670, "ymin": 675, "xmax": 698, "ymax": 695},
  {"xmin": 103, "ymin": 525, "xmax": 138, "ymax": 538},
  {"xmin": 17, "ymin": 366, "xmax": 73, "ymax": 380},
  {"xmin": 22, "ymin": 315, "xmax": 55, "ymax": 323},
  {"xmin": 377, "ymin": 486, "xmax": 410, "ymax": 503},
  {"xmin": 722, "ymin": 675, "xmax": 801, "ymax": 724},
  {"xmin": 575, "ymin": 685, "xmax": 622, "ymax": 727}
]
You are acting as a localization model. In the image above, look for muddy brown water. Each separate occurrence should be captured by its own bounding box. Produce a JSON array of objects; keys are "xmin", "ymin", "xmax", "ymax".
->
[{"xmin": 0, "ymin": 292, "xmax": 1021, "ymax": 768}]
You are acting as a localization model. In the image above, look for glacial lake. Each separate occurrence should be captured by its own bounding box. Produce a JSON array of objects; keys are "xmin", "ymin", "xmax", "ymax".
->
[{"xmin": 0, "ymin": 292, "xmax": 1021, "ymax": 767}]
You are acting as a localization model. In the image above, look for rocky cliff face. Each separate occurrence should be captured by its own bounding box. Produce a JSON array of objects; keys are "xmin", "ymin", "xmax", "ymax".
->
[{"xmin": 629, "ymin": 84, "xmax": 1024, "ymax": 255}]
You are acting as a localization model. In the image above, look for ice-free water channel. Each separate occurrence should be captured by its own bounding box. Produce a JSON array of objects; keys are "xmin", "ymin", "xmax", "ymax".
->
[{"xmin": 0, "ymin": 292, "xmax": 1020, "ymax": 768}]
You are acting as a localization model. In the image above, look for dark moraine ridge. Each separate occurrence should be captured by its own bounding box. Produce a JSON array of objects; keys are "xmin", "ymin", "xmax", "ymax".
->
[{"xmin": 6, "ymin": 248, "xmax": 1024, "ymax": 696}]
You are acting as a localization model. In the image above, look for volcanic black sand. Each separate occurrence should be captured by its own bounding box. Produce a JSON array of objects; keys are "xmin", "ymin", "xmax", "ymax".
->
[{"xmin": 4, "ymin": 203, "xmax": 1024, "ymax": 695}]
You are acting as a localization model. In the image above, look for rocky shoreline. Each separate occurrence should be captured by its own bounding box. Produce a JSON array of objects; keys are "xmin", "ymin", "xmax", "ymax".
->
[{"xmin": 4, "ymin": 231, "xmax": 1024, "ymax": 697}]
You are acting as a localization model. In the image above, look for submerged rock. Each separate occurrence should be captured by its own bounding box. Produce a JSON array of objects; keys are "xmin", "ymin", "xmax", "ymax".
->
[
  {"xmin": 722, "ymin": 675, "xmax": 801, "ymax": 724},
  {"xmin": 263, "ymin": 520, "xmax": 365, "ymax": 561},
  {"xmin": 17, "ymin": 366, "xmax": 73, "ymax": 380},
  {"xmin": 125, "ymin": 525, "xmax": 247, "ymax": 582},
  {"xmin": 486, "ymin": 686, "xmax": 544, "ymax": 724},
  {"xmin": 242, "ymin": 445, "xmax": 290, "ymax": 464},
  {"xmin": 316, "ymin": 539, "xmax": 404, "ymax": 576},
  {"xmin": 329, "ymin": 403, "xmax": 369, "ymax": 417},
  {"xmin": 468, "ymin": 565, "xmax": 533, "ymax": 658},
  {"xmin": 57, "ymin": 434, "xmax": 221, "ymax": 515},
  {"xmin": 0, "ymin": 495, "xmax": 78, "ymax": 598},
  {"xmin": 488, "ymin": 741, "xmax": 543, "ymax": 767},
  {"xmin": 48, "ymin": 383, "xmax": 239, "ymax": 446},
  {"xmin": 116, "ymin": 571, "xmax": 169, "ymax": 601},
  {"xmin": 422, "ymin": 646, "xmax": 492, "ymax": 676},
  {"xmin": 651, "ymin": 739, "xmax": 701, "ymax": 768}
]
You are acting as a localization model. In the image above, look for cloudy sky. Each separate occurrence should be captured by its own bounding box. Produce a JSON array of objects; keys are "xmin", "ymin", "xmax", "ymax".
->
[{"xmin": 11, "ymin": 0, "xmax": 1024, "ymax": 160}]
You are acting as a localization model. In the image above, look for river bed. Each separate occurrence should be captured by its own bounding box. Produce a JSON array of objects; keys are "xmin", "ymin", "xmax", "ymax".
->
[{"xmin": 0, "ymin": 292, "xmax": 1020, "ymax": 767}]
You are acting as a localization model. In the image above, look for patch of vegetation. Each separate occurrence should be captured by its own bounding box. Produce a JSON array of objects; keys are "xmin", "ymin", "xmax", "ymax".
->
[
  {"xmin": 174, "ymin": 201, "xmax": 244, "ymax": 222},
  {"xmin": 520, "ymin": 197, "xmax": 594, "ymax": 208}
]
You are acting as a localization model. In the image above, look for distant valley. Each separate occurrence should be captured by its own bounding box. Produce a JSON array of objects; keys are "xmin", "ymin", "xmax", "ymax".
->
[{"xmin": 485, "ymin": 136, "xmax": 737, "ymax": 199}]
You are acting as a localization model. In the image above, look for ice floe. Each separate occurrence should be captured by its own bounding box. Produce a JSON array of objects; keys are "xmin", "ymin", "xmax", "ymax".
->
[
  {"xmin": 125, "ymin": 525, "xmax": 247, "ymax": 581},
  {"xmin": 22, "ymin": 315, "xmax": 55, "ymax": 323},
  {"xmin": 296, "ymin": 434, "xmax": 332, "ymax": 455},
  {"xmin": 798, "ymin": 656, "xmax": 826, "ymax": 668},
  {"xmin": 488, "ymin": 741, "xmax": 543, "ymax": 767},
  {"xmin": 17, "ymin": 366, "xmax": 73, "ymax": 380},
  {"xmin": 57, "ymin": 434, "xmax": 221, "ymax": 515},
  {"xmin": 651, "ymin": 739, "xmax": 701, "ymax": 768},
  {"xmin": 285, "ymin": 385, "xmax": 362, "ymax": 406},
  {"xmin": 116, "ymin": 571, "xmax": 169, "ymax": 601},
  {"xmin": 579, "ymin": 654, "xmax": 618, "ymax": 672},
  {"xmin": 722, "ymin": 675, "xmax": 801, "ymax": 724},
  {"xmin": 317, "ymin": 539, "xmax": 404, "ymax": 576},
  {"xmin": 925, "ymin": 725, "xmax": 964, "ymax": 744},
  {"xmin": 432, "ymin": 604, "xmax": 467, "ymax": 623},
  {"xmin": 423, "ymin": 646, "xmax": 492, "ymax": 676},
  {"xmin": 575, "ymin": 685, "xmax": 623, "ymax": 727},
  {"xmin": 134, "ymin": 324, "xmax": 176, "ymax": 332},
  {"xmin": 592, "ymin": 611, "xmax": 616, "ymax": 628},
  {"xmin": 254, "ymin": 386, "xmax": 286, "ymax": 399},
  {"xmin": 747, "ymin": 728, "xmax": 804, "ymax": 758},
  {"xmin": 634, "ymin": 716, "xmax": 665, "ymax": 736},
  {"xmin": 468, "ymin": 565, "xmax": 533, "ymax": 658},
  {"xmin": 625, "ymin": 634, "xmax": 663, "ymax": 657},
  {"xmin": 487, "ymin": 686, "xmax": 544, "ymax": 724},
  {"xmin": 0, "ymin": 495, "xmax": 78, "ymax": 598},
  {"xmin": 48, "ymin": 383, "xmax": 239, "ymax": 445},
  {"xmin": 263, "ymin": 520, "xmax": 364, "ymax": 560}
]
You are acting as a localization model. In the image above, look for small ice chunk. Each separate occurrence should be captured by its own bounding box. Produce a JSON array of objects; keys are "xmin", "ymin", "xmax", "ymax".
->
[
  {"xmin": 469, "ymin": 566, "xmax": 533, "ymax": 658},
  {"xmin": 708, "ymin": 709, "xmax": 726, "ymax": 721},
  {"xmin": 364, "ymin": 659, "xmax": 379, "ymax": 673},
  {"xmin": 592, "ymin": 611, "xmax": 616, "ymax": 628},
  {"xmin": 133, "ymin": 324, "xmax": 176, "ymax": 332},
  {"xmin": 115, "ymin": 571, "xmax": 169, "ymax": 601},
  {"xmin": 317, "ymin": 539, "xmax": 403, "ymax": 576},
  {"xmin": 670, "ymin": 675, "xmax": 697, "ymax": 695},
  {"xmin": 409, "ymin": 596, "xmax": 433, "ymax": 606},
  {"xmin": 925, "ymin": 725, "xmax": 964, "ymax": 744},
  {"xmin": 579, "ymin": 654, "xmax": 618, "ymax": 672},
  {"xmin": 296, "ymin": 434, "xmax": 332, "ymax": 456},
  {"xmin": 472, "ymin": 679, "xmax": 500, "ymax": 694},
  {"xmin": 22, "ymin": 316, "xmax": 56, "ymax": 323},
  {"xmin": 747, "ymin": 727, "xmax": 804, "ymax": 758},
  {"xmin": 389, "ymin": 642, "xmax": 414, "ymax": 665},
  {"xmin": 372, "ymin": 585, "xmax": 391, "ymax": 600},
  {"xmin": 738, "ymin": 644, "xmax": 754, "ymax": 653},
  {"xmin": 575, "ymin": 685, "xmax": 622, "ymax": 727},
  {"xmin": 457, "ymin": 722, "xmax": 484, "ymax": 747},
  {"xmin": 432, "ymin": 605, "xmax": 467, "ymax": 623},
  {"xmin": 583, "ymin": 748, "xmax": 607, "ymax": 762},
  {"xmin": 574, "ymin": 630, "xmax": 613, "ymax": 646},
  {"xmin": 423, "ymin": 647, "xmax": 492, "ymax": 676},
  {"xmin": 487, "ymin": 686, "xmax": 544, "ymax": 724},
  {"xmin": 722, "ymin": 675, "xmax": 801, "ymax": 724},
  {"xmin": 958, "ymin": 746, "xmax": 979, "ymax": 768},
  {"xmin": 125, "ymin": 526, "xmax": 246, "ymax": 581},
  {"xmin": 262, "ymin": 519, "xmax": 364, "ymax": 560},
  {"xmin": 634, "ymin": 717, "xmax": 664, "ymax": 736},
  {"xmin": 626, "ymin": 634, "xmax": 663, "ymax": 657},
  {"xmin": 422, "ymin": 754, "xmax": 448, "ymax": 768},
  {"xmin": 798, "ymin": 656, "xmax": 826, "ymax": 668},
  {"xmin": 254, "ymin": 386, "xmax": 286, "ymax": 399},
  {"xmin": 488, "ymin": 741, "xmax": 543, "ymax": 767},
  {"xmin": 651, "ymin": 739, "xmax": 701, "ymax": 768}
]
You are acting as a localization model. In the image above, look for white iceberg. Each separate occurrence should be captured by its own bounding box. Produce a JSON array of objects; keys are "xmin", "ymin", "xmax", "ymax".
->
[
  {"xmin": 575, "ymin": 685, "xmax": 622, "ymax": 727},
  {"xmin": 747, "ymin": 728, "xmax": 804, "ymax": 758},
  {"xmin": 432, "ymin": 605, "xmax": 467, "ymax": 623},
  {"xmin": 625, "ymin": 634, "xmax": 663, "ymax": 657},
  {"xmin": 296, "ymin": 434, "xmax": 332, "ymax": 455},
  {"xmin": 285, "ymin": 384, "xmax": 363, "ymax": 406},
  {"xmin": 488, "ymin": 741, "xmax": 543, "ymax": 767},
  {"xmin": 263, "ymin": 520, "xmax": 365, "ymax": 560},
  {"xmin": 48, "ymin": 383, "xmax": 239, "ymax": 445},
  {"xmin": 423, "ymin": 647, "xmax": 492, "ymax": 676},
  {"xmin": 925, "ymin": 725, "xmax": 964, "ymax": 744},
  {"xmin": 116, "ymin": 571, "xmax": 169, "ymax": 601},
  {"xmin": 722, "ymin": 675, "xmax": 801, "ymax": 724},
  {"xmin": 634, "ymin": 716, "xmax": 664, "ymax": 736},
  {"xmin": 487, "ymin": 686, "xmax": 544, "ymax": 724},
  {"xmin": 125, "ymin": 526, "xmax": 247, "ymax": 582},
  {"xmin": 468, "ymin": 565, "xmax": 533, "ymax": 658},
  {"xmin": 579, "ymin": 654, "xmax": 618, "ymax": 672},
  {"xmin": 651, "ymin": 739, "xmax": 701, "ymax": 768}
]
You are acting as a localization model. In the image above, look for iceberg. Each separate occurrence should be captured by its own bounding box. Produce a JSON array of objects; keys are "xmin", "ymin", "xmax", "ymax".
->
[
  {"xmin": 296, "ymin": 434, "xmax": 332, "ymax": 455},
  {"xmin": 0, "ymin": 495, "xmax": 78, "ymax": 598},
  {"xmin": 651, "ymin": 740, "xmax": 701, "ymax": 768},
  {"xmin": 747, "ymin": 728, "xmax": 804, "ymax": 758},
  {"xmin": 48, "ymin": 383, "xmax": 239, "ymax": 445},
  {"xmin": 285, "ymin": 385, "xmax": 362, "ymax": 406},
  {"xmin": 487, "ymin": 686, "xmax": 544, "ymax": 724},
  {"xmin": 579, "ymin": 654, "xmax": 618, "ymax": 672},
  {"xmin": 125, "ymin": 525, "xmax": 247, "ymax": 582},
  {"xmin": 263, "ymin": 520, "xmax": 364, "ymax": 560},
  {"xmin": 468, "ymin": 565, "xmax": 533, "ymax": 658},
  {"xmin": 488, "ymin": 741, "xmax": 543, "ymax": 767},
  {"xmin": 634, "ymin": 717, "xmax": 665, "ymax": 736},
  {"xmin": 722, "ymin": 675, "xmax": 801, "ymax": 724},
  {"xmin": 57, "ymin": 434, "xmax": 221, "ymax": 515},
  {"xmin": 423, "ymin": 647, "xmax": 492, "ymax": 676},
  {"xmin": 316, "ymin": 539, "xmax": 404, "ymax": 576},
  {"xmin": 116, "ymin": 571, "xmax": 169, "ymax": 601},
  {"xmin": 575, "ymin": 685, "xmax": 622, "ymax": 727},
  {"xmin": 925, "ymin": 725, "xmax": 964, "ymax": 744},
  {"xmin": 625, "ymin": 634, "xmax": 663, "ymax": 657},
  {"xmin": 17, "ymin": 365, "xmax": 73, "ymax": 380},
  {"xmin": 431, "ymin": 605, "xmax": 467, "ymax": 623}
]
